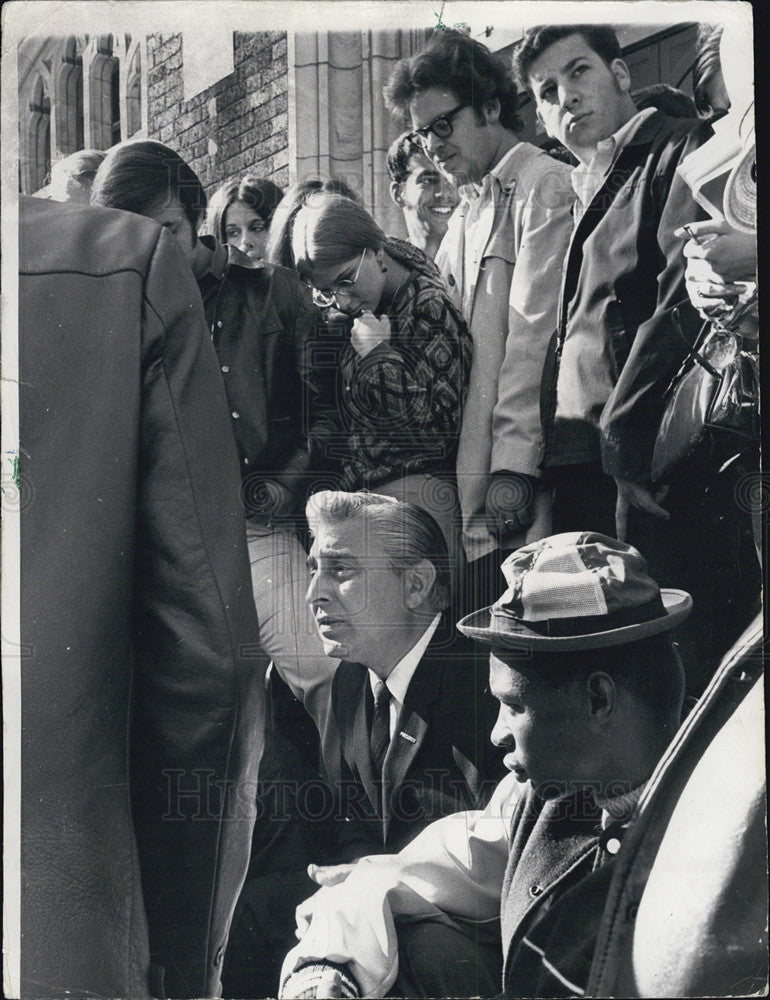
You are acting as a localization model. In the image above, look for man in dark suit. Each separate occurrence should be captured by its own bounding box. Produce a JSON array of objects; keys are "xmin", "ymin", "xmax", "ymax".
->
[
  {"xmin": 510, "ymin": 24, "xmax": 758, "ymax": 692},
  {"xmin": 304, "ymin": 491, "xmax": 505, "ymax": 861}
]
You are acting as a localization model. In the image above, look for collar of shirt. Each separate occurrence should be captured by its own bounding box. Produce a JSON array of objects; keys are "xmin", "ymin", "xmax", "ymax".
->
[
  {"xmin": 199, "ymin": 235, "xmax": 265, "ymax": 278},
  {"xmin": 458, "ymin": 141, "xmax": 523, "ymax": 203},
  {"xmin": 594, "ymin": 779, "xmax": 649, "ymax": 829},
  {"xmin": 571, "ymin": 106, "xmax": 657, "ymax": 209},
  {"xmin": 196, "ymin": 235, "xmax": 232, "ymax": 280},
  {"xmin": 369, "ymin": 613, "xmax": 441, "ymax": 737}
]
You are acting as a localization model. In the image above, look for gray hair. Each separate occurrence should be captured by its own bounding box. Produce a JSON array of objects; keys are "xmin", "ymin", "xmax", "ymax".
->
[{"xmin": 306, "ymin": 491, "xmax": 450, "ymax": 613}]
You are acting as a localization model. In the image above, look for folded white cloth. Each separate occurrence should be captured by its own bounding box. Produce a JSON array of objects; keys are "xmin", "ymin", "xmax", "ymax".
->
[{"xmin": 280, "ymin": 773, "xmax": 522, "ymax": 998}]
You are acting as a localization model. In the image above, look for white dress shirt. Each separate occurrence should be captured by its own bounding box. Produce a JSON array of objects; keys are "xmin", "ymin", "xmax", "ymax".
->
[
  {"xmin": 571, "ymin": 107, "xmax": 657, "ymax": 214},
  {"xmin": 555, "ymin": 107, "xmax": 658, "ymax": 444},
  {"xmin": 368, "ymin": 613, "xmax": 441, "ymax": 738}
]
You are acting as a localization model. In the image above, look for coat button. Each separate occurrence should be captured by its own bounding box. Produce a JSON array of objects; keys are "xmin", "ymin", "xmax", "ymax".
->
[
  {"xmin": 447, "ymin": 274, "xmax": 456, "ymax": 286},
  {"xmin": 529, "ymin": 884, "xmax": 543, "ymax": 898},
  {"xmin": 243, "ymin": 457, "xmax": 250, "ymax": 465},
  {"xmin": 605, "ymin": 836, "xmax": 622, "ymax": 855},
  {"xmin": 221, "ymin": 365, "xmax": 230, "ymax": 373},
  {"xmin": 216, "ymin": 320, "xmax": 224, "ymax": 328},
  {"xmin": 232, "ymin": 411, "xmax": 240, "ymax": 419},
  {"xmin": 214, "ymin": 946, "xmax": 224, "ymax": 966}
]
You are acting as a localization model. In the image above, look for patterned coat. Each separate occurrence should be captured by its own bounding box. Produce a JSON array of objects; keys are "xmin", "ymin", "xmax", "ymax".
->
[{"xmin": 310, "ymin": 238, "xmax": 472, "ymax": 491}]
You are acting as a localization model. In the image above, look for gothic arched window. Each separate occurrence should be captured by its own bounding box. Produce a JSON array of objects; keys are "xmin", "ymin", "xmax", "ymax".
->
[
  {"xmin": 56, "ymin": 37, "xmax": 85, "ymax": 154},
  {"xmin": 26, "ymin": 74, "xmax": 51, "ymax": 192},
  {"xmin": 89, "ymin": 35, "xmax": 119, "ymax": 149},
  {"xmin": 126, "ymin": 43, "xmax": 142, "ymax": 138}
]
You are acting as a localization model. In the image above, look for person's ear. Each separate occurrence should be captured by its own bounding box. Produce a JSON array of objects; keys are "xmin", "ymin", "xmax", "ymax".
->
[
  {"xmin": 482, "ymin": 98, "xmax": 501, "ymax": 125},
  {"xmin": 390, "ymin": 181, "xmax": 405, "ymax": 207},
  {"xmin": 609, "ymin": 58, "xmax": 632, "ymax": 94},
  {"xmin": 403, "ymin": 559, "xmax": 437, "ymax": 610},
  {"xmin": 586, "ymin": 672, "xmax": 616, "ymax": 723}
]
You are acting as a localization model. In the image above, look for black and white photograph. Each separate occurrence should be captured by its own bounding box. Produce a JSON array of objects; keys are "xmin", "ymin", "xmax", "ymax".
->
[{"xmin": 1, "ymin": 1, "xmax": 765, "ymax": 997}]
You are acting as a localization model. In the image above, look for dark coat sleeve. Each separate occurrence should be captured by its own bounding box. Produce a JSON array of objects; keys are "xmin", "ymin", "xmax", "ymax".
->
[
  {"xmin": 268, "ymin": 269, "xmax": 332, "ymax": 494},
  {"xmin": 599, "ymin": 123, "xmax": 711, "ymax": 482}
]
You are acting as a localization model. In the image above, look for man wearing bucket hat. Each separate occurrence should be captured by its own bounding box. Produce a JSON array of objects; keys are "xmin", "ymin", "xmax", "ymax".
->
[{"xmin": 280, "ymin": 532, "xmax": 692, "ymax": 999}]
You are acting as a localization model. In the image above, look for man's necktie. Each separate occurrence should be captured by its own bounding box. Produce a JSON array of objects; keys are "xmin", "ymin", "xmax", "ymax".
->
[{"xmin": 369, "ymin": 679, "xmax": 392, "ymax": 777}]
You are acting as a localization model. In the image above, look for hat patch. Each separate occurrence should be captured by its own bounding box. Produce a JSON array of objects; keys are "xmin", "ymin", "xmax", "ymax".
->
[{"xmin": 506, "ymin": 543, "xmax": 610, "ymax": 622}]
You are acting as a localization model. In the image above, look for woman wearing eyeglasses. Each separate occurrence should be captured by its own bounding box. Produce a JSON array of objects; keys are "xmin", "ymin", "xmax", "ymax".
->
[
  {"xmin": 207, "ymin": 174, "xmax": 284, "ymax": 265},
  {"xmin": 292, "ymin": 193, "xmax": 472, "ymax": 556},
  {"xmin": 267, "ymin": 175, "xmax": 362, "ymax": 269}
]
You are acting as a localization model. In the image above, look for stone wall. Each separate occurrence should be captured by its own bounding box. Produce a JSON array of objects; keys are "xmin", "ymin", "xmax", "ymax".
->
[{"xmin": 146, "ymin": 31, "xmax": 289, "ymax": 198}]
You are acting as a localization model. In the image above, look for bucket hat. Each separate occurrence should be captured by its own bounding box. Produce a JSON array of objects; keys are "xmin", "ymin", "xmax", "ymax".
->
[{"xmin": 458, "ymin": 532, "xmax": 692, "ymax": 651}]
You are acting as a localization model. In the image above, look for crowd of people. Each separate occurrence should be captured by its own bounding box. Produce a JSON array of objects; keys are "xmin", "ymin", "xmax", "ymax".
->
[{"xmin": 19, "ymin": 18, "xmax": 761, "ymax": 1000}]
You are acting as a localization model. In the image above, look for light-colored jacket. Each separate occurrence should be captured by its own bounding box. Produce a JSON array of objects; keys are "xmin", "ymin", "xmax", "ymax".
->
[
  {"xmin": 436, "ymin": 142, "xmax": 574, "ymax": 562},
  {"xmin": 587, "ymin": 617, "xmax": 766, "ymax": 997},
  {"xmin": 280, "ymin": 771, "xmax": 522, "ymax": 996}
]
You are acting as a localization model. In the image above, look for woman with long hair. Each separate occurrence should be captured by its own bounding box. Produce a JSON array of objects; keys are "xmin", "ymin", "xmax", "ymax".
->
[
  {"xmin": 207, "ymin": 174, "xmax": 284, "ymax": 264},
  {"xmin": 267, "ymin": 176, "xmax": 361, "ymax": 269},
  {"xmin": 292, "ymin": 193, "xmax": 472, "ymax": 558}
]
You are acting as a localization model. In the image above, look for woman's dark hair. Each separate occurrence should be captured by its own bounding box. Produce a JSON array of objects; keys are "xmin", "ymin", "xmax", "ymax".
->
[
  {"xmin": 633, "ymin": 83, "xmax": 698, "ymax": 119},
  {"xmin": 693, "ymin": 25, "xmax": 725, "ymax": 116},
  {"xmin": 384, "ymin": 29, "xmax": 523, "ymax": 132},
  {"xmin": 512, "ymin": 25, "xmax": 623, "ymax": 90},
  {"xmin": 267, "ymin": 176, "xmax": 362, "ymax": 268},
  {"xmin": 90, "ymin": 140, "xmax": 207, "ymax": 231},
  {"xmin": 291, "ymin": 194, "xmax": 386, "ymax": 284},
  {"xmin": 206, "ymin": 175, "xmax": 284, "ymax": 243}
]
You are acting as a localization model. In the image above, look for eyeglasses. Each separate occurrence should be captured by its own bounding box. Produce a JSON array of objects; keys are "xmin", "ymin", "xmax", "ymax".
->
[
  {"xmin": 310, "ymin": 248, "xmax": 367, "ymax": 308},
  {"xmin": 407, "ymin": 104, "xmax": 467, "ymax": 150}
]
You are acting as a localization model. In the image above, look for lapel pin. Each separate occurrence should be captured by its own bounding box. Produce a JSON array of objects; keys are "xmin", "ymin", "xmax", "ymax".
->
[{"xmin": 399, "ymin": 731, "xmax": 416, "ymax": 743}]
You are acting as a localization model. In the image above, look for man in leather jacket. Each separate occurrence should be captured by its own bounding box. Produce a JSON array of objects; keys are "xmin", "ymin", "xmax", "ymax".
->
[
  {"xmin": 17, "ymin": 196, "xmax": 265, "ymax": 998},
  {"xmin": 91, "ymin": 141, "xmax": 338, "ymax": 745}
]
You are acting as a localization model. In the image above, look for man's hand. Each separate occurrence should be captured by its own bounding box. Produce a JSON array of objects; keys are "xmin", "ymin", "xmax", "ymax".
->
[
  {"xmin": 295, "ymin": 887, "xmax": 321, "ymax": 939},
  {"xmin": 614, "ymin": 477, "xmax": 669, "ymax": 541},
  {"xmin": 675, "ymin": 220, "xmax": 757, "ymax": 318},
  {"xmin": 675, "ymin": 219, "xmax": 757, "ymax": 282},
  {"xmin": 350, "ymin": 311, "xmax": 391, "ymax": 358},
  {"xmin": 680, "ymin": 255, "xmax": 752, "ymax": 316},
  {"xmin": 308, "ymin": 862, "xmax": 356, "ymax": 887},
  {"xmin": 485, "ymin": 472, "xmax": 536, "ymax": 540}
]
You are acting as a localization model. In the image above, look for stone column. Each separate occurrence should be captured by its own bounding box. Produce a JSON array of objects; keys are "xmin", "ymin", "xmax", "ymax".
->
[{"xmin": 287, "ymin": 28, "xmax": 430, "ymax": 233}]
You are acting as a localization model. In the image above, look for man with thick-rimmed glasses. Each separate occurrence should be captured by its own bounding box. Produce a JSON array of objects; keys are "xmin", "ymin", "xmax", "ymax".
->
[{"xmin": 385, "ymin": 30, "xmax": 574, "ymax": 614}]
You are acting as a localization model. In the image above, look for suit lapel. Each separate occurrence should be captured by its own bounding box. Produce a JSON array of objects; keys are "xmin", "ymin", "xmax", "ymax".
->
[
  {"xmin": 572, "ymin": 111, "xmax": 667, "ymax": 245},
  {"xmin": 381, "ymin": 627, "xmax": 446, "ymax": 840},
  {"xmin": 338, "ymin": 664, "xmax": 380, "ymax": 815}
]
